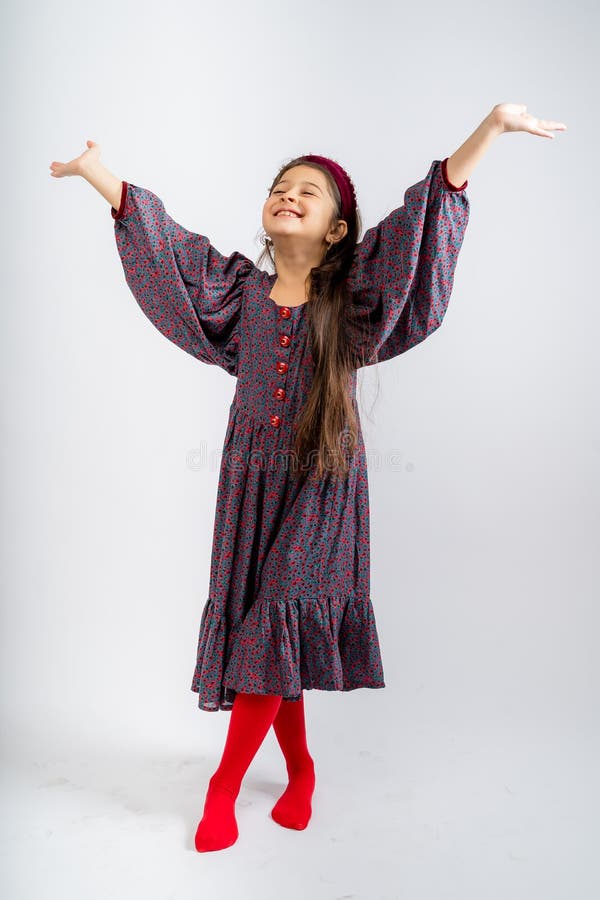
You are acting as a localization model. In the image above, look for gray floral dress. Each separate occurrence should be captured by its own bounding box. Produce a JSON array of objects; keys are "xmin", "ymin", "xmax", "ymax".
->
[{"xmin": 111, "ymin": 157, "xmax": 470, "ymax": 711}]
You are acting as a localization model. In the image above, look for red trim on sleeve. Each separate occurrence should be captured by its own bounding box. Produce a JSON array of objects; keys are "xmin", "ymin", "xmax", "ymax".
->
[
  {"xmin": 111, "ymin": 181, "xmax": 128, "ymax": 220},
  {"xmin": 441, "ymin": 157, "xmax": 468, "ymax": 192}
]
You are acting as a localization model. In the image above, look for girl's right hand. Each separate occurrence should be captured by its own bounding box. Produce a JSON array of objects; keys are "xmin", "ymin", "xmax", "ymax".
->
[{"xmin": 49, "ymin": 140, "xmax": 101, "ymax": 178}]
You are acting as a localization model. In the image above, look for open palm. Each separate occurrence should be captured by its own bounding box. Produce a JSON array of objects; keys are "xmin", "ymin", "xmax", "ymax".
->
[
  {"xmin": 491, "ymin": 103, "xmax": 567, "ymax": 139},
  {"xmin": 49, "ymin": 140, "xmax": 101, "ymax": 178}
]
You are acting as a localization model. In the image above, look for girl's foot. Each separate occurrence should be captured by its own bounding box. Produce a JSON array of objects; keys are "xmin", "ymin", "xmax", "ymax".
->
[
  {"xmin": 270, "ymin": 758, "xmax": 316, "ymax": 830},
  {"xmin": 194, "ymin": 775, "xmax": 239, "ymax": 852}
]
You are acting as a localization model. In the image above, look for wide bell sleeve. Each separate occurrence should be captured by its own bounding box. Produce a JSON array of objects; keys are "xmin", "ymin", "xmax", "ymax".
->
[
  {"xmin": 111, "ymin": 181, "xmax": 257, "ymax": 377},
  {"xmin": 344, "ymin": 157, "xmax": 470, "ymax": 367}
]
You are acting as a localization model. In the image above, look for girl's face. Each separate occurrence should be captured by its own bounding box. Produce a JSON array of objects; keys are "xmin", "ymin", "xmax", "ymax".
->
[{"xmin": 262, "ymin": 164, "xmax": 347, "ymax": 256}]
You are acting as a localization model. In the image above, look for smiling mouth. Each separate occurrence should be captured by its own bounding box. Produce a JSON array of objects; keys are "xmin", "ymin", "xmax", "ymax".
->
[{"xmin": 274, "ymin": 211, "xmax": 302, "ymax": 218}]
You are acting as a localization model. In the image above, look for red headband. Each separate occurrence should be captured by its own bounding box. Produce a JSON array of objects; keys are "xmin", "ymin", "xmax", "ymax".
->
[{"xmin": 302, "ymin": 154, "xmax": 357, "ymax": 223}]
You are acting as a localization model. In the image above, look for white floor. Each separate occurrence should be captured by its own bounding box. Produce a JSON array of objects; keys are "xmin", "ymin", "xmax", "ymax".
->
[{"xmin": 2, "ymin": 714, "xmax": 598, "ymax": 900}]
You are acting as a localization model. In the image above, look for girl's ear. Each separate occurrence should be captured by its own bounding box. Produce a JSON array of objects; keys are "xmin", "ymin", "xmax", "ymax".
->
[{"xmin": 335, "ymin": 220, "xmax": 348, "ymax": 241}]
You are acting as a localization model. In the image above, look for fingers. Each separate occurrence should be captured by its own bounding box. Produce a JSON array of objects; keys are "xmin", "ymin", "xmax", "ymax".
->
[
  {"xmin": 544, "ymin": 120, "xmax": 568, "ymax": 130},
  {"xmin": 530, "ymin": 117, "xmax": 568, "ymax": 138}
]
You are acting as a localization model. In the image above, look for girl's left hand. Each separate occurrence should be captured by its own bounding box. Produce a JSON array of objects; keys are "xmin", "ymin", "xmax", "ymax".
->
[{"xmin": 490, "ymin": 103, "xmax": 567, "ymax": 139}]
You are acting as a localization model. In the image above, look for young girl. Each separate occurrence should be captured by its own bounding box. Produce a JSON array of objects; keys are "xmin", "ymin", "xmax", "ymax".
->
[{"xmin": 50, "ymin": 102, "xmax": 566, "ymax": 853}]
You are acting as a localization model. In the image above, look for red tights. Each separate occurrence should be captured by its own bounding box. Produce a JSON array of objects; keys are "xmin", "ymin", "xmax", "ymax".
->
[{"xmin": 195, "ymin": 691, "xmax": 315, "ymax": 852}]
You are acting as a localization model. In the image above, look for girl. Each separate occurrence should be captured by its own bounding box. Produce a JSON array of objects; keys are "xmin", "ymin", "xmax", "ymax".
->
[{"xmin": 50, "ymin": 102, "xmax": 566, "ymax": 853}]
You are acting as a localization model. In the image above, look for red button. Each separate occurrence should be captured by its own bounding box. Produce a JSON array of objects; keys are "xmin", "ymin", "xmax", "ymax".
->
[
  {"xmin": 274, "ymin": 387, "xmax": 285, "ymax": 400},
  {"xmin": 279, "ymin": 306, "xmax": 291, "ymax": 319},
  {"xmin": 270, "ymin": 414, "xmax": 281, "ymax": 428},
  {"xmin": 276, "ymin": 361, "xmax": 288, "ymax": 374},
  {"xmin": 279, "ymin": 334, "xmax": 291, "ymax": 348}
]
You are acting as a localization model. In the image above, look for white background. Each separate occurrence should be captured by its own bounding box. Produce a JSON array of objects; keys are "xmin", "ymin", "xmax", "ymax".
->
[{"xmin": 2, "ymin": 0, "xmax": 598, "ymax": 897}]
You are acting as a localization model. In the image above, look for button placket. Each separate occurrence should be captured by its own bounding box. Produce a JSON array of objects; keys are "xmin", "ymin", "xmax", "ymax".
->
[{"xmin": 271, "ymin": 305, "xmax": 293, "ymax": 429}]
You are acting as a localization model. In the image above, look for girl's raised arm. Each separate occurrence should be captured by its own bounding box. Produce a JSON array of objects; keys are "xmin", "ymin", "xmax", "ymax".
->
[
  {"xmin": 51, "ymin": 141, "xmax": 258, "ymax": 377},
  {"xmin": 345, "ymin": 104, "xmax": 567, "ymax": 368}
]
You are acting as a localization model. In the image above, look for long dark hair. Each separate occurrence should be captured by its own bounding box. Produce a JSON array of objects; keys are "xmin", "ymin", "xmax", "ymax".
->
[{"xmin": 256, "ymin": 155, "xmax": 378, "ymax": 483}]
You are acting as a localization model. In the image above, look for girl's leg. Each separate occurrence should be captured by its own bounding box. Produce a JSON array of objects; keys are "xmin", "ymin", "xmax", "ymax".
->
[
  {"xmin": 270, "ymin": 691, "xmax": 316, "ymax": 830},
  {"xmin": 195, "ymin": 691, "xmax": 283, "ymax": 852}
]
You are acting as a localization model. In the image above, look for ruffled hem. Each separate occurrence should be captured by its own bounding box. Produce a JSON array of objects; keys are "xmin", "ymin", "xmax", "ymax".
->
[{"xmin": 190, "ymin": 594, "xmax": 386, "ymax": 712}]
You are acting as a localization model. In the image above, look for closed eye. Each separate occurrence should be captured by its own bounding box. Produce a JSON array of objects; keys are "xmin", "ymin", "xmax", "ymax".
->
[{"xmin": 272, "ymin": 190, "xmax": 314, "ymax": 195}]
